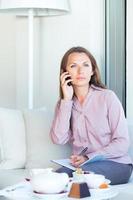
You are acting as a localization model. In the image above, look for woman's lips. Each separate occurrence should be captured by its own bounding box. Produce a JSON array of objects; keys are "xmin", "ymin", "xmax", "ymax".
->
[{"xmin": 76, "ymin": 77, "xmax": 86, "ymax": 80}]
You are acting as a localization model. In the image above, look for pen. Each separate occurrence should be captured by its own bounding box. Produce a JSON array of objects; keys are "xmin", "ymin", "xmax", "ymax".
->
[{"xmin": 78, "ymin": 147, "xmax": 88, "ymax": 156}]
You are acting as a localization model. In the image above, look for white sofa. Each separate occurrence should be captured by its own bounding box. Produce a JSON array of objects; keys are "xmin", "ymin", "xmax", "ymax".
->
[
  {"xmin": 0, "ymin": 108, "xmax": 133, "ymax": 200},
  {"xmin": 0, "ymin": 108, "xmax": 71, "ymax": 187}
]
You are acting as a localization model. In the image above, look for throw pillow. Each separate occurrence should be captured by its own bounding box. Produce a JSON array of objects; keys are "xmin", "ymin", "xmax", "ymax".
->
[
  {"xmin": 24, "ymin": 108, "xmax": 71, "ymax": 169},
  {"xmin": 0, "ymin": 108, "xmax": 26, "ymax": 169}
]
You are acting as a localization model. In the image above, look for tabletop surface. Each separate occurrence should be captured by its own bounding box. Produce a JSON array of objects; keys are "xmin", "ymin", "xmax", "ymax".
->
[{"xmin": 0, "ymin": 180, "xmax": 119, "ymax": 200}]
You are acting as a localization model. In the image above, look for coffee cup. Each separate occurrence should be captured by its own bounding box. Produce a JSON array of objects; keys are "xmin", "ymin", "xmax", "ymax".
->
[{"xmin": 84, "ymin": 174, "xmax": 106, "ymax": 188}]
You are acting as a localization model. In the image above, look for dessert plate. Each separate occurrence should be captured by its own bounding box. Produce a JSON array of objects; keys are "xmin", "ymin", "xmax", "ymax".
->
[{"xmin": 89, "ymin": 187, "xmax": 119, "ymax": 200}]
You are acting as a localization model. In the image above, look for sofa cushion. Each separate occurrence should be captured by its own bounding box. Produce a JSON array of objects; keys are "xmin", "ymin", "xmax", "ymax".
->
[
  {"xmin": 0, "ymin": 108, "xmax": 26, "ymax": 169},
  {"xmin": 0, "ymin": 169, "xmax": 28, "ymax": 188},
  {"xmin": 23, "ymin": 108, "xmax": 71, "ymax": 169}
]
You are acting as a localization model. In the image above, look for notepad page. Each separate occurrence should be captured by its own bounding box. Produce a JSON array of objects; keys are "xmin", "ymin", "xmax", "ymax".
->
[
  {"xmin": 51, "ymin": 158, "xmax": 76, "ymax": 170},
  {"xmin": 51, "ymin": 155, "xmax": 105, "ymax": 170}
]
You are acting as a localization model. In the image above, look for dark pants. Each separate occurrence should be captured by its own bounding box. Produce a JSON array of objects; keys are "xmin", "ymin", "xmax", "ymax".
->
[{"xmin": 56, "ymin": 160, "xmax": 133, "ymax": 185}]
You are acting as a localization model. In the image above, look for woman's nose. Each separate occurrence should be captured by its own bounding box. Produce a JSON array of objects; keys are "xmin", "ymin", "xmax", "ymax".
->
[{"xmin": 78, "ymin": 66, "xmax": 84, "ymax": 73}]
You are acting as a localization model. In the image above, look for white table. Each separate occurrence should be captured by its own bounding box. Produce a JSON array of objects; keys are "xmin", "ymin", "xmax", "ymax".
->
[{"xmin": 0, "ymin": 180, "xmax": 118, "ymax": 200}]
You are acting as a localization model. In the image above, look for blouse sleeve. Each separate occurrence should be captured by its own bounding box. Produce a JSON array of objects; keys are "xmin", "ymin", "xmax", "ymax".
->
[
  {"xmin": 50, "ymin": 99, "xmax": 73, "ymax": 144},
  {"xmin": 87, "ymin": 91, "xmax": 129, "ymax": 159}
]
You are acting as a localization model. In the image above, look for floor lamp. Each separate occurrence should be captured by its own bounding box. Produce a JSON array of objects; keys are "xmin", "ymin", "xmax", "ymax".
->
[{"xmin": 0, "ymin": 0, "xmax": 70, "ymax": 109}]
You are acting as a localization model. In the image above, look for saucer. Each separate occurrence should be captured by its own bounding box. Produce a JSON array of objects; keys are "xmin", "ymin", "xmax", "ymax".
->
[{"xmin": 33, "ymin": 190, "xmax": 68, "ymax": 199}]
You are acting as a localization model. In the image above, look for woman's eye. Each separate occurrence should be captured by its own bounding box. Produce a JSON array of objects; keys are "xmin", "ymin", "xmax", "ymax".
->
[
  {"xmin": 70, "ymin": 64, "xmax": 76, "ymax": 68},
  {"xmin": 84, "ymin": 63, "xmax": 90, "ymax": 67}
]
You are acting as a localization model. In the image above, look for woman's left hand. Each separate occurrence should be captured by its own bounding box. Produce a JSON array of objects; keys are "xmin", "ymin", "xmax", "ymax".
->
[{"xmin": 70, "ymin": 155, "xmax": 88, "ymax": 167}]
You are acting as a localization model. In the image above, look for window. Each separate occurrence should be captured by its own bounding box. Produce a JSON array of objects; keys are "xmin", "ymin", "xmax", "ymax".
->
[{"xmin": 105, "ymin": 0, "xmax": 126, "ymax": 113}]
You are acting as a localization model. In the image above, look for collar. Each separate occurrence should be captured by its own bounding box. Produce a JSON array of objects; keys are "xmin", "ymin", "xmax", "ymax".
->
[
  {"xmin": 90, "ymin": 84, "xmax": 104, "ymax": 91},
  {"xmin": 72, "ymin": 84, "xmax": 104, "ymax": 112}
]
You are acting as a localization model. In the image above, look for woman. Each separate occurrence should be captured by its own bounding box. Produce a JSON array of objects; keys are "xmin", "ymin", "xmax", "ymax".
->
[{"xmin": 50, "ymin": 46, "xmax": 133, "ymax": 184}]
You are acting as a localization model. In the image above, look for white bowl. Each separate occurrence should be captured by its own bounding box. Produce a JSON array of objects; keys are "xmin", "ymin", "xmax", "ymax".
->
[{"xmin": 84, "ymin": 174, "xmax": 106, "ymax": 188}]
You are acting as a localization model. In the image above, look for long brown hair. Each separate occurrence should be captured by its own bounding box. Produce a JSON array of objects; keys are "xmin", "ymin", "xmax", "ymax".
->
[{"xmin": 59, "ymin": 46, "xmax": 106, "ymax": 98}]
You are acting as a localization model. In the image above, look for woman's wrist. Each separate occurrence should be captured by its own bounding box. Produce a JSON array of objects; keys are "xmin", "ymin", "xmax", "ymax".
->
[
  {"xmin": 63, "ymin": 95, "xmax": 72, "ymax": 100},
  {"xmin": 63, "ymin": 97, "xmax": 72, "ymax": 101}
]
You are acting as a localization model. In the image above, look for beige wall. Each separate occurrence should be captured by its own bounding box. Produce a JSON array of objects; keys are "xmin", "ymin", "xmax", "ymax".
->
[
  {"xmin": 0, "ymin": 0, "xmax": 105, "ymax": 110},
  {"xmin": 0, "ymin": 15, "xmax": 16, "ymax": 108}
]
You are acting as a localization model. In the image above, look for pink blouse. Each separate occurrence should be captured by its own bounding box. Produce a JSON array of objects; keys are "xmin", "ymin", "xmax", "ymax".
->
[{"xmin": 50, "ymin": 85, "xmax": 132, "ymax": 164}]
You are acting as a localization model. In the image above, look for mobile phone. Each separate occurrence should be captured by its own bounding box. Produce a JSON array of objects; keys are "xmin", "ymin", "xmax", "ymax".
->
[
  {"xmin": 65, "ymin": 76, "xmax": 72, "ymax": 86},
  {"xmin": 66, "ymin": 74, "xmax": 72, "ymax": 86},
  {"xmin": 61, "ymin": 69, "xmax": 72, "ymax": 86}
]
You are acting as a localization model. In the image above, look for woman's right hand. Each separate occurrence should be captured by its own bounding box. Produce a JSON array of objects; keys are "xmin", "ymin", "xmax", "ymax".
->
[
  {"xmin": 70, "ymin": 155, "xmax": 88, "ymax": 167},
  {"xmin": 60, "ymin": 72, "xmax": 74, "ymax": 100}
]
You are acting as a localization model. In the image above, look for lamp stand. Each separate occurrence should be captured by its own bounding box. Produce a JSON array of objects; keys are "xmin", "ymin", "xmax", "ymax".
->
[{"xmin": 28, "ymin": 8, "xmax": 34, "ymax": 109}]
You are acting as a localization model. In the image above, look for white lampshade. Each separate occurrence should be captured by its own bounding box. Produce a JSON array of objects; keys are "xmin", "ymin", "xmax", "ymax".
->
[
  {"xmin": 0, "ymin": 0, "xmax": 70, "ymax": 109},
  {"xmin": 0, "ymin": 0, "xmax": 70, "ymax": 16}
]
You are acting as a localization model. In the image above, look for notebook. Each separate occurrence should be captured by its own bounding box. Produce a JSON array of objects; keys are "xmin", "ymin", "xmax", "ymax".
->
[{"xmin": 51, "ymin": 155, "xmax": 105, "ymax": 170}]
